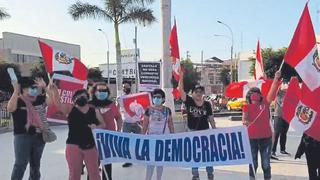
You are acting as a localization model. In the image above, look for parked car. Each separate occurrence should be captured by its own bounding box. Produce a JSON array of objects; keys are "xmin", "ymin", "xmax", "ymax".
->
[{"xmin": 226, "ymin": 98, "xmax": 247, "ymax": 111}]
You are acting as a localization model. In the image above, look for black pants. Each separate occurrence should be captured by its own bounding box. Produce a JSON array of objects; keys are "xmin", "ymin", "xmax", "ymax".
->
[
  {"xmin": 272, "ymin": 117, "xmax": 289, "ymax": 153},
  {"xmin": 87, "ymin": 163, "xmax": 112, "ymax": 180},
  {"xmin": 305, "ymin": 145, "xmax": 320, "ymax": 180}
]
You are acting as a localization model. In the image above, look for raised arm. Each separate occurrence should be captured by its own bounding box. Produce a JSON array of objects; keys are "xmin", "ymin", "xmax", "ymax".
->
[
  {"xmin": 179, "ymin": 68, "xmax": 187, "ymax": 101},
  {"xmin": 47, "ymin": 80, "xmax": 72, "ymax": 116},
  {"xmin": 7, "ymin": 83, "xmax": 20, "ymax": 113},
  {"xmin": 266, "ymin": 70, "xmax": 281, "ymax": 103}
]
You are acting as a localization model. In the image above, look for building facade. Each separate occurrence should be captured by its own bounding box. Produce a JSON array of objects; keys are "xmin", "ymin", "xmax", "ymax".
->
[
  {"xmin": 0, "ymin": 32, "xmax": 80, "ymax": 76},
  {"xmin": 194, "ymin": 57, "xmax": 228, "ymax": 95}
]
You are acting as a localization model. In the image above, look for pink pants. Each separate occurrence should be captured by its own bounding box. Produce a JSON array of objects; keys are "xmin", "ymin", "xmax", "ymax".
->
[{"xmin": 66, "ymin": 144, "xmax": 101, "ymax": 180}]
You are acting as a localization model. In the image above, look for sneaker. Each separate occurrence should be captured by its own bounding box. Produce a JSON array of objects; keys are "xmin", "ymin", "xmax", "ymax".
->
[
  {"xmin": 192, "ymin": 176, "xmax": 200, "ymax": 180},
  {"xmin": 271, "ymin": 154, "xmax": 279, "ymax": 160},
  {"xmin": 122, "ymin": 163, "xmax": 132, "ymax": 168},
  {"xmin": 280, "ymin": 150, "xmax": 291, "ymax": 155}
]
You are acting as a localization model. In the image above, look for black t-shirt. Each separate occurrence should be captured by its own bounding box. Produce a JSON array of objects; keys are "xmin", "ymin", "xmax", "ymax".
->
[
  {"xmin": 66, "ymin": 107, "xmax": 99, "ymax": 149},
  {"xmin": 11, "ymin": 95, "xmax": 46, "ymax": 135},
  {"xmin": 184, "ymin": 95, "xmax": 213, "ymax": 130}
]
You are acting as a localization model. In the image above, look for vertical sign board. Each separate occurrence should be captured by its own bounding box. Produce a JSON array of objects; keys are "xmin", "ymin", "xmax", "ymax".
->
[{"xmin": 138, "ymin": 62, "xmax": 161, "ymax": 92}]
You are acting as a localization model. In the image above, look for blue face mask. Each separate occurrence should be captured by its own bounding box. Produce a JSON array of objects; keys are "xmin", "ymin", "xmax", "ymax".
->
[
  {"xmin": 152, "ymin": 97, "xmax": 163, "ymax": 106},
  {"xmin": 28, "ymin": 87, "xmax": 38, "ymax": 97},
  {"xmin": 96, "ymin": 91, "xmax": 108, "ymax": 100}
]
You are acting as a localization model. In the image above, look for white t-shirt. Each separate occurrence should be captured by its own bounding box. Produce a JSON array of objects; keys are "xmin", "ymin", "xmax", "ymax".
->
[{"xmin": 145, "ymin": 106, "xmax": 171, "ymax": 135}]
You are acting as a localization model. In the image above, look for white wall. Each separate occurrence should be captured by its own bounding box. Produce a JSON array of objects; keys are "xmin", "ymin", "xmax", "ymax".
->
[{"xmin": 2, "ymin": 32, "xmax": 80, "ymax": 58}]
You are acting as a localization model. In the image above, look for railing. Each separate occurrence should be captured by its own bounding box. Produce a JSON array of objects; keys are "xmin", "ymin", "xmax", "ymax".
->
[{"xmin": 0, "ymin": 101, "xmax": 12, "ymax": 133}]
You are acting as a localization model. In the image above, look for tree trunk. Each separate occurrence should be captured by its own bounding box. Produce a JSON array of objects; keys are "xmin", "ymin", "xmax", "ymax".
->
[{"xmin": 114, "ymin": 22, "xmax": 122, "ymax": 96}]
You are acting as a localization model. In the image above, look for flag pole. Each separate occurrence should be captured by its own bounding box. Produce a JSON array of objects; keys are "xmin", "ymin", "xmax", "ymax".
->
[{"xmin": 279, "ymin": 60, "xmax": 285, "ymax": 71}]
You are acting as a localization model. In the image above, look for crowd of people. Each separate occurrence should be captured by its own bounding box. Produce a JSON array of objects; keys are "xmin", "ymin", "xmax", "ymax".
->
[{"xmin": 5, "ymin": 69, "xmax": 320, "ymax": 180}]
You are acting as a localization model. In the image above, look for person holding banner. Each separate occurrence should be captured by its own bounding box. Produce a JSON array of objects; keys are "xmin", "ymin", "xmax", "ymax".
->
[
  {"xmin": 142, "ymin": 88, "xmax": 174, "ymax": 180},
  {"xmin": 89, "ymin": 82, "xmax": 123, "ymax": 180},
  {"xmin": 179, "ymin": 70, "xmax": 216, "ymax": 180},
  {"xmin": 242, "ymin": 70, "xmax": 281, "ymax": 180},
  {"xmin": 117, "ymin": 82, "xmax": 142, "ymax": 168},
  {"xmin": 7, "ymin": 77, "xmax": 52, "ymax": 180},
  {"xmin": 49, "ymin": 86, "xmax": 105, "ymax": 180}
]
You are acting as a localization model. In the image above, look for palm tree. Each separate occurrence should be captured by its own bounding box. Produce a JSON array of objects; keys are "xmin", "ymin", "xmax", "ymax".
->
[
  {"xmin": 69, "ymin": 0, "xmax": 156, "ymax": 95},
  {"xmin": 0, "ymin": 8, "xmax": 10, "ymax": 20}
]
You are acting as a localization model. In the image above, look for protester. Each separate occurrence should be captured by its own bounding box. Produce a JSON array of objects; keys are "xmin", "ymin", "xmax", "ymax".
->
[
  {"xmin": 49, "ymin": 83, "xmax": 105, "ymax": 180},
  {"xmin": 242, "ymin": 70, "xmax": 281, "ymax": 180},
  {"xmin": 89, "ymin": 82, "xmax": 122, "ymax": 180},
  {"xmin": 117, "ymin": 82, "xmax": 142, "ymax": 168},
  {"xmin": 7, "ymin": 77, "xmax": 51, "ymax": 180},
  {"xmin": 179, "ymin": 70, "xmax": 216, "ymax": 180},
  {"xmin": 142, "ymin": 88, "xmax": 174, "ymax": 180},
  {"xmin": 295, "ymin": 134, "xmax": 320, "ymax": 180},
  {"xmin": 271, "ymin": 82, "xmax": 290, "ymax": 160}
]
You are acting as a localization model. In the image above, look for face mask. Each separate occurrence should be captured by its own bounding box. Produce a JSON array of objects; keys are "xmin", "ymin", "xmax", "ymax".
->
[
  {"xmin": 153, "ymin": 97, "xmax": 163, "ymax": 106},
  {"xmin": 76, "ymin": 96, "xmax": 88, "ymax": 107},
  {"xmin": 250, "ymin": 93, "xmax": 261, "ymax": 102},
  {"xmin": 95, "ymin": 91, "xmax": 108, "ymax": 100},
  {"xmin": 123, "ymin": 88, "xmax": 131, "ymax": 94},
  {"xmin": 28, "ymin": 87, "xmax": 38, "ymax": 97}
]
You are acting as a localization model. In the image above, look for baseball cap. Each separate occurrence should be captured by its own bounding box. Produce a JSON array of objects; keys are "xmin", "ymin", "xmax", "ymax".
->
[{"xmin": 192, "ymin": 85, "xmax": 205, "ymax": 93}]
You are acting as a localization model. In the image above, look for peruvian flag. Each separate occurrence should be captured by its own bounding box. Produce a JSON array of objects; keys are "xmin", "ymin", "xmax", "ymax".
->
[
  {"xmin": 225, "ymin": 79, "xmax": 277, "ymax": 99},
  {"xmin": 170, "ymin": 19, "xmax": 180, "ymax": 81},
  {"xmin": 38, "ymin": 40, "xmax": 88, "ymax": 81},
  {"xmin": 283, "ymin": 77, "xmax": 320, "ymax": 140},
  {"xmin": 118, "ymin": 92, "xmax": 151, "ymax": 119},
  {"xmin": 284, "ymin": 3, "xmax": 320, "ymax": 91},
  {"xmin": 254, "ymin": 40, "xmax": 264, "ymax": 80}
]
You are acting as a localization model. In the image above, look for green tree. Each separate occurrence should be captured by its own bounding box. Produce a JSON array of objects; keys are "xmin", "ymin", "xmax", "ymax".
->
[
  {"xmin": 0, "ymin": 62, "xmax": 20, "ymax": 92},
  {"xmin": 172, "ymin": 58, "xmax": 200, "ymax": 93},
  {"xmin": 68, "ymin": 0, "xmax": 156, "ymax": 94},
  {"xmin": 220, "ymin": 67, "xmax": 230, "ymax": 86},
  {"xmin": 0, "ymin": 7, "xmax": 10, "ymax": 20},
  {"xmin": 249, "ymin": 47, "xmax": 298, "ymax": 82},
  {"xmin": 88, "ymin": 67, "xmax": 103, "ymax": 82}
]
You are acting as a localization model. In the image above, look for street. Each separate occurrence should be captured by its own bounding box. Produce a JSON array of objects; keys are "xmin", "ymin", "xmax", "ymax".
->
[{"xmin": 0, "ymin": 117, "xmax": 308, "ymax": 180}]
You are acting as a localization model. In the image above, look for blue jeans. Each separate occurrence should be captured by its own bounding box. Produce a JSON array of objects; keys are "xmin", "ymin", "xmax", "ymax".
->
[
  {"xmin": 11, "ymin": 134, "xmax": 45, "ymax": 180},
  {"xmin": 249, "ymin": 137, "xmax": 272, "ymax": 179},
  {"xmin": 192, "ymin": 166, "xmax": 214, "ymax": 178},
  {"xmin": 123, "ymin": 122, "xmax": 142, "ymax": 134}
]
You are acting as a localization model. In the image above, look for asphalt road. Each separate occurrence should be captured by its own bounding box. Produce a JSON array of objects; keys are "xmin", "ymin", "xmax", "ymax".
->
[{"xmin": 0, "ymin": 117, "xmax": 309, "ymax": 180}]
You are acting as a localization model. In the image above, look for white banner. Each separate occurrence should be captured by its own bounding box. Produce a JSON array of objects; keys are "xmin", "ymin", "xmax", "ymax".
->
[{"xmin": 93, "ymin": 126, "xmax": 253, "ymax": 167}]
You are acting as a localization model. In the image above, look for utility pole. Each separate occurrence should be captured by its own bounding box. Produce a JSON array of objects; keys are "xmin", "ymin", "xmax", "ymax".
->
[
  {"xmin": 134, "ymin": 26, "xmax": 138, "ymax": 93},
  {"xmin": 161, "ymin": 0, "xmax": 175, "ymax": 115}
]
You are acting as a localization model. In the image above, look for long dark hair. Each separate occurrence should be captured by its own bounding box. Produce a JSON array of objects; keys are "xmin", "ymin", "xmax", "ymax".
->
[{"xmin": 90, "ymin": 82, "xmax": 112, "ymax": 107}]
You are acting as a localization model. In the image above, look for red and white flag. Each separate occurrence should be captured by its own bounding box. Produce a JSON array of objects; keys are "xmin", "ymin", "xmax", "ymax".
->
[
  {"xmin": 225, "ymin": 79, "xmax": 278, "ymax": 99},
  {"xmin": 254, "ymin": 40, "xmax": 264, "ymax": 80},
  {"xmin": 118, "ymin": 92, "xmax": 151, "ymax": 119},
  {"xmin": 283, "ymin": 77, "xmax": 320, "ymax": 140},
  {"xmin": 284, "ymin": 3, "xmax": 320, "ymax": 91},
  {"xmin": 38, "ymin": 40, "xmax": 88, "ymax": 81},
  {"xmin": 170, "ymin": 19, "xmax": 180, "ymax": 81}
]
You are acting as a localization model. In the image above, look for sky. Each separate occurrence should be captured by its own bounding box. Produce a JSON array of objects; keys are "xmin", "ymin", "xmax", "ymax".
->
[{"xmin": 1, "ymin": 0, "xmax": 320, "ymax": 67}]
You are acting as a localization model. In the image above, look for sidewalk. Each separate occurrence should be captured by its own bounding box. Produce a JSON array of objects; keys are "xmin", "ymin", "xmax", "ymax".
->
[{"xmin": 0, "ymin": 117, "xmax": 308, "ymax": 180}]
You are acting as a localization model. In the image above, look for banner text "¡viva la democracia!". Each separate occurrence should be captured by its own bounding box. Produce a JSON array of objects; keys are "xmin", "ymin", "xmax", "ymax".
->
[{"xmin": 93, "ymin": 127, "xmax": 252, "ymax": 167}]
